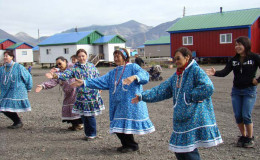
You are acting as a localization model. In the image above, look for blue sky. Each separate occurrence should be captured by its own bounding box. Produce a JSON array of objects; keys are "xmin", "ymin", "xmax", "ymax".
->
[{"xmin": 0, "ymin": 0, "xmax": 259, "ymax": 38}]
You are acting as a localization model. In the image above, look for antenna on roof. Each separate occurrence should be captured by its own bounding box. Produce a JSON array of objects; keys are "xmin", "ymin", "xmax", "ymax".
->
[
  {"xmin": 183, "ymin": 6, "xmax": 186, "ymax": 17},
  {"xmin": 75, "ymin": 26, "xmax": 78, "ymax": 32},
  {"xmin": 220, "ymin": 7, "xmax": 223, "ymax": 13},
  {"xmin": 38, "ymin": 29, "xmax": 40, "ymax": 43}
]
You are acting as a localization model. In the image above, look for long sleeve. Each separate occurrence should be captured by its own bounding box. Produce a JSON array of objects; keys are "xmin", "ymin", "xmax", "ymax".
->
[
  {"xmin": 190, "ymin": 68, "xmax": 214, "ymax": 102},
  {"xmin": 214, "ymin": 60, "xmax": 233, "ymax": 77},
  {"xmin": 132, "ymin": 63, "xmax": 149, "ymax": 85},
  {"xmin": 20, "ymin": 65, "xmax": 33, "ymax": 91},
  {"xmin": 58, "ymin": 68, "xmax": 75, "ymax": 81},
  {"xmin": 84, "ymin": 72, "xmax": 110, "ymax": 90},
  {"xmin": 41, "ymin": 79, "xmax": 59, "ymax": 89},
  {"xmin": 141, "ymin": 76, "xmax": 173, "ymax": 103},
  {"xmin": 254, "ymin": 54, "xmax": 260, "ymax": 83}
]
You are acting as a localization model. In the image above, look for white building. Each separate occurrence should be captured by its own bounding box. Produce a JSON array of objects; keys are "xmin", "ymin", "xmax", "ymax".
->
[
  {"xmin": 6, "ymin": 42, "xmax": 33, "ymax": 63},
  {"xmin": 38, "ymin": 31, "xmax": 126, "ymax": 64}
]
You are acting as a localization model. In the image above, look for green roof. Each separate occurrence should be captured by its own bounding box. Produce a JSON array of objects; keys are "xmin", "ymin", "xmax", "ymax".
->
[
  {"xmin": 168, "ymin": 8, "xmax": 260, "ymax": 32},
  {"xmin": 144, "ymin": 36, "xmax": 170, "ymax": 45},
  {"xmin": 6, "ymin": 42, "xmax": 33, "ymax": 49}
]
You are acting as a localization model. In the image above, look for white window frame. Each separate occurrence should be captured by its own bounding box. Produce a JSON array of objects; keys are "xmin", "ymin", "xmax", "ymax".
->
[
  {"xmin": 46, "ymin": 49, "xmax": 51, "ymax": 55},
  {"xmin": 182, "ymin": 36, "xmax": 193, "ymax": 45},
  {"xmin": 64, "ymin": 48, "xmax": 69, "ymax": 54},
  {"xmin": 22, "ymin": 51, "xmax": 27, "ymax": 55},
  {"xmin": 220, "ymin": 33, "xmax": 232, "ymax": 44}
]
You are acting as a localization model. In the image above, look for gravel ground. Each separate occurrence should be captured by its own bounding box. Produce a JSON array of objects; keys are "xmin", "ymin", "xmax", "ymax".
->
[{"xmin": 0, "ymin": 64, "xmax": 259, "ymax": 160}]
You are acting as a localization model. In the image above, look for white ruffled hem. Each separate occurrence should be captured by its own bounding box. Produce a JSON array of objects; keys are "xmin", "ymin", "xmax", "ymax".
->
[
  {"xmin": 61, "ymin": 116, "xmax": 81, "ymax": 120},
  {"xmin": 168, "ymin": 137, "xmax": 223, "ymax": 153},
  {"xmin": 110, "ymin": 127, "xmax": 155, "ymax": 135},
  {"xmin": 0, "ymin": 108, "xmax": 31, "ymax": 112},
  {"xmin": 72, "ymin": 110, "xmax": 103, "ymax": 116}
]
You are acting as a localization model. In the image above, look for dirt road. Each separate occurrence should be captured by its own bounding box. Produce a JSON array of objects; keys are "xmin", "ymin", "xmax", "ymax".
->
[{"xmin": 0, "ymin": 65, "xmax": 259, "ymax": 160}]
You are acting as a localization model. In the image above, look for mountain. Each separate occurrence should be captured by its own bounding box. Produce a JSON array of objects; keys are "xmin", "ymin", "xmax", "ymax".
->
[
  {"xmin": 63, "ymin": 19, "xmax": 180, "ymax": 48},
  {"xmin": 63, "ymin": 20, "xmax": 153, "ymax": 39},
  {"xmin": 0, "ymin": 29, "xmax": 22, "ymax": 43},
  {"xmin": 127, "ymin": 18, "xmax": 181, "ymax": 47},
  {"xmin": 15, "ymin": 32, "xmax": 38, "ymax": 46},
  {"xmin": 0, "ymin": 18, "xmax": 180, "ymax": 48}
]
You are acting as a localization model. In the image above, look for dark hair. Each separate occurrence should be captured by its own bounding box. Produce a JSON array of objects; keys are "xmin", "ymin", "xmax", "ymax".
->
[
  {"xmin": 235, "ymin": 36, "xmax": 251, "ymax": 55},
  {"xmin": 4, "ymin": 51, "xmax": 15, "ymax": 59},
  {"xmin": 113, "ymin": 48, "xmax": 130, "ymax": 62},
  {"xmin": 70, "ymin": 55, "xmax": 77, "ymax": 59},
  {"xmin": 174, "ymin": 47, "xmax": 192, "ymax": 61},
  {"xmin": 76, "ymin": 49, "xmax": 87, "ymax": 56},
  {"xmin": 56, "ymin": 56, "xmax": 68, "ymax": 63}
]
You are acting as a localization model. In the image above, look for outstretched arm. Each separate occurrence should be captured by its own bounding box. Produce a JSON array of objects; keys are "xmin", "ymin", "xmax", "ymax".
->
[
  {"xmin": 71, "ymin": 72, "xmax": 110, "ymax": 90},
  {"xmin": 137, "ymin": 76, "xmax": 173, "ymax": 103}
]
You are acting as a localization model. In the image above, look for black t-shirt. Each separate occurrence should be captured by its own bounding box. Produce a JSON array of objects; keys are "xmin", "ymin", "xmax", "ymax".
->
[{"xmin": 214, "ymin": 52, "xmax": 260, "ymax": 89}]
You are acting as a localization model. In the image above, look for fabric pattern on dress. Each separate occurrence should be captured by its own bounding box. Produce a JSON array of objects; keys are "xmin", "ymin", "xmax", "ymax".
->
[
  {"xmin": 58, "ymin": 62, "xmax": 105, "ymax": 116},
  {"xmin": 0, "ymin": 62, "xmax": 32, "ymax": 112},
  {"xmin": 41, "ymin": 63, "xmax": 81, "ymax": 121},
  {"xmin": 84, "ymin": 63, "xmax": 155, "ymax": 135},
  {"xmin": 141, "ymin": 60, "xmax": 223, "ymax": 153}
]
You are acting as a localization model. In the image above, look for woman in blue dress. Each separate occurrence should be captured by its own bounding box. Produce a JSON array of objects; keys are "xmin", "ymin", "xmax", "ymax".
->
[
  {"xmin": 0, "ymin": 51, "xmax": 33, "ymax": 129},
  {"xmin": 71, "ymin": 48, "xmax": 155, "ymax": 153},
  {"xmin": 132, "ymin": 47, "xmax": 222, "ymax": 160}
]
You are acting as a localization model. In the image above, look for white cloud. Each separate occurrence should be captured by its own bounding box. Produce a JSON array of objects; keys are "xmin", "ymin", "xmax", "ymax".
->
[{"xmin": 0, "ymin": 0, "xmax": 259, "ymax": 38}]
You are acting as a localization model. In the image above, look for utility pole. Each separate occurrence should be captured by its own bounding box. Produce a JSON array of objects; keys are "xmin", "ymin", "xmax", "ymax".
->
[
  {"xmin": 183, "ymin": 6, "xmax": 186, "ymax": 17},
  {"xmin": 38, "ymin": 29, "xmax": 40, "ymax": 43}
]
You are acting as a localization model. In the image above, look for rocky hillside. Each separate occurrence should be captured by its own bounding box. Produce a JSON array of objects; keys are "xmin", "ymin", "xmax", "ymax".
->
[{"xmin": 0, "ymin": 18, "xmax": 180, "ymax": 48}]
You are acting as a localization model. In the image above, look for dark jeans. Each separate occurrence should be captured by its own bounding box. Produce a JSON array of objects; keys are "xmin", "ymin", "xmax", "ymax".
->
[
  {"xmin": 116, "ymin": 133, "xmax": 139, "ymax": 150},
  {"xmin": 2, "ymin": 112, "xmax": 21, "ymax": 124},
  {"xmin": 175, "ymin": 148, "xmax": 201, "ymax": 160},
  {"xmin": 81, "ymin": 116, "xmax": 96, "ymax": 137}
]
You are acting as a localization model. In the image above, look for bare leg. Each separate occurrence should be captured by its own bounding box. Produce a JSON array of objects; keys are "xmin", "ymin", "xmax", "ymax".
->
[
  {"xmin": 237, "ymin": 123, "xmax": 246, "ymax": 137},
  {"xmin": 245, "ymin": 123, "xmax": 253, "ymax": 138}
]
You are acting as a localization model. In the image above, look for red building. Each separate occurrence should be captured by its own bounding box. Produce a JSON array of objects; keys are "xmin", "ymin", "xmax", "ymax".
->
[
  {"xmin": 0, "ymin": 39, "xmax": 16, "ymax": 50},
  {"xmin": 167, "ymin": 8, "xmax": 260, "ymax": 58}
]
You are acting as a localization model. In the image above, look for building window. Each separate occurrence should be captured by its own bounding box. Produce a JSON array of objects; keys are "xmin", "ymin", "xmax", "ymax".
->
[
  {"xmin": 64, "ymin": 48, "xmax": 69, "ymax": 54},
  {"xmin": 220, "ymin": 33, "xmax": 232, "ymax": 44},
  {"xmin": 22, "ymin": 51, "xmax": 27, "ymax": 55},
  {"xmin": 114, "ymin": 46, "xmax": 120, "ymax": 50},
  {"xmin": 46, "ymin": 49, "xmax": 51, "ymax": 55},
  {"xmin": 182, "ymin": 36, "xmax": 193, "ymax": 45}
]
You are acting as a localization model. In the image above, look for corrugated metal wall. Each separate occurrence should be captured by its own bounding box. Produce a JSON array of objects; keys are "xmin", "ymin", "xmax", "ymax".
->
[
  {"xmin": 109, "ymin": 37, "xmax": 125, "ymax": 44},
  {"xmin": 171, "ymin": 28, "xmax": 248, "ymax": 57},
  {"xmin": 17, "ymin": 44, "xmax": 32, "ymax": 49},
  {"xmin": 251, "ymin": 18, "xmax": 260, "ymax": 54},
  {"xmin": 77, "ymin": 31, "xmax": 102, "ymax": 44},
  {"xmin": 0, "ymin": 40, "xmax": 15, "ymax": 50}
]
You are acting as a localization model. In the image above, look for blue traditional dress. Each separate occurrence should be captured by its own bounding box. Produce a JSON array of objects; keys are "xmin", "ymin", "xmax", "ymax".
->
[
  {"xmin": 84, "ymin": 63, "xmax": 155, "ymax": 135},
  {"xmin": 140, "ymin": 60, "xmax": 223, "ymax": 153},
  {"xmin": 57, "ymin": 62, "xmax": 104, "ymax": 116},
  {"xmin": 0, "ymin": 61, "xmax": 33, "ymax": 112}
]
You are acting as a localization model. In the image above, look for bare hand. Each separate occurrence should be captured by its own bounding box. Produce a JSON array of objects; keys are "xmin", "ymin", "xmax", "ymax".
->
[
  {"xmin": 205, "ymin": 67, "xmax": 216, "ymax": 76},
  {"xmin": 35, "ymin": 85, "xmax": 43, "ymax": 93},
  {"xmin": 252, "ymin": 78, "xmax": 258, "ymax": 85},
  {"xmin": 131, "ymin": 94, "xmax": 140, "ymax": 104},
  {"xmin": 123, "ymin": 76, "xmax": 137, "ymax": 85},
  {"xmin": 45, "ymin": 72, "xmax": 54, "ymax": 79},
  {"xmin": 50, "ymin": 68, "xmax": 59, "ymax": 73},
  {"xmin": 70, "ymin": 78, "xmax": 84, "ymax": 87}
]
